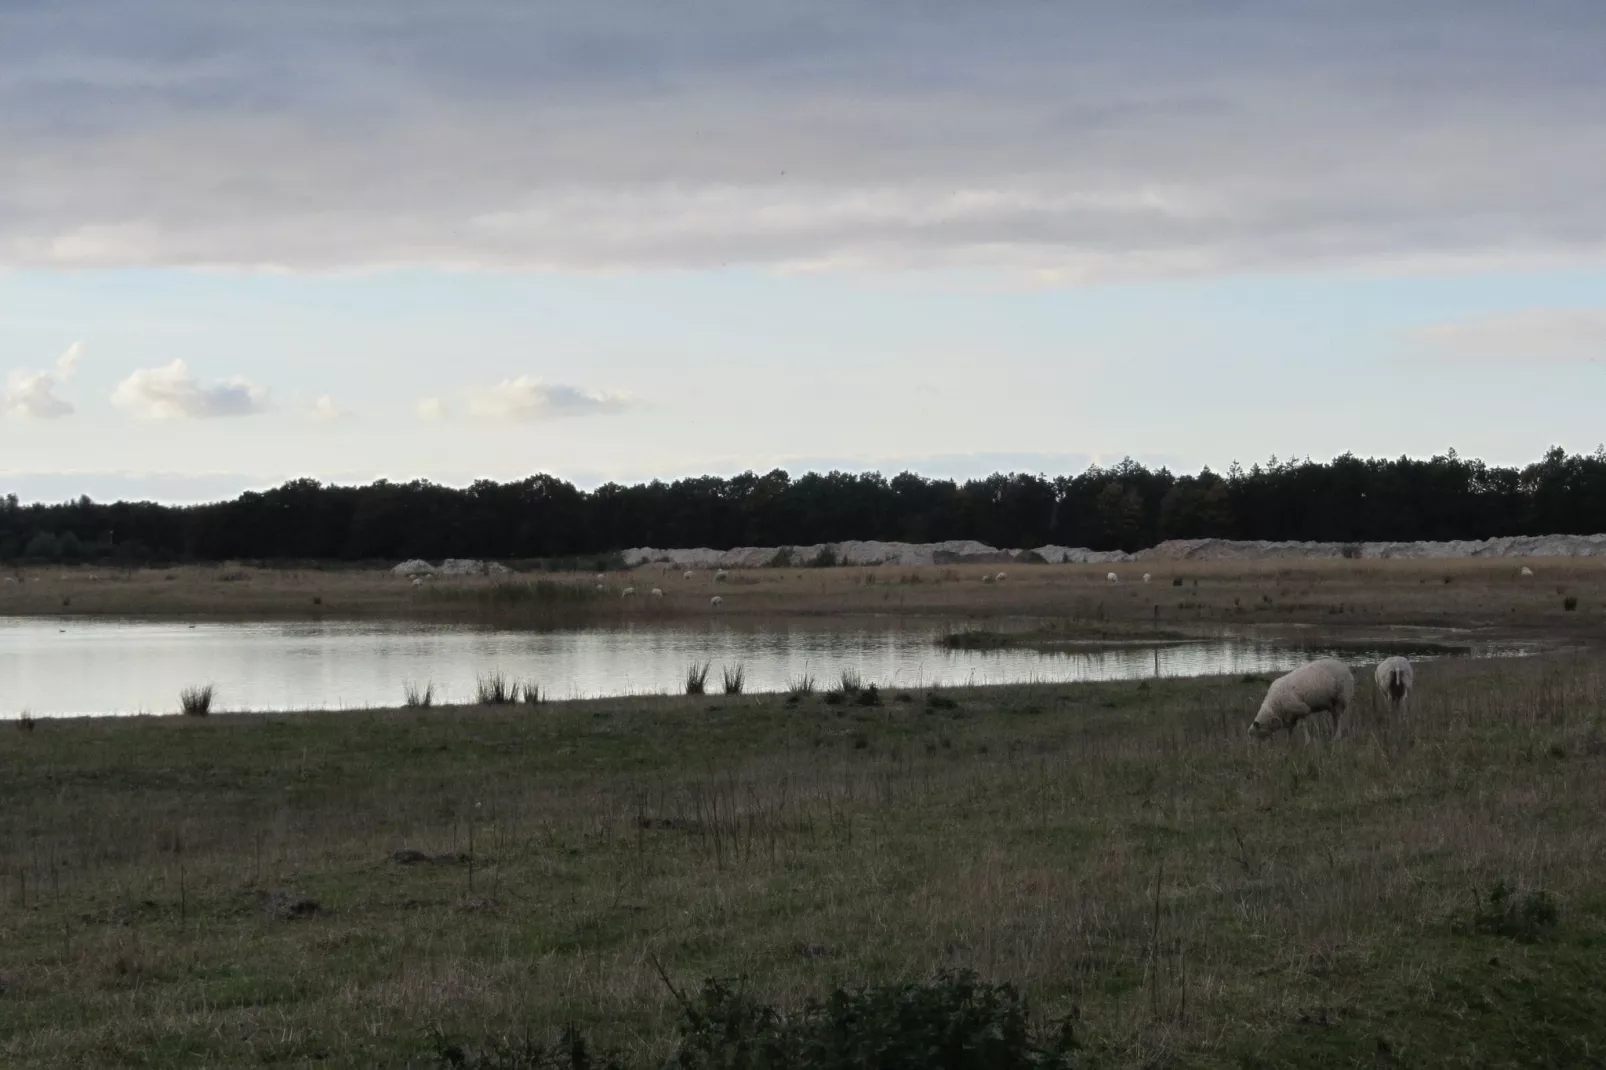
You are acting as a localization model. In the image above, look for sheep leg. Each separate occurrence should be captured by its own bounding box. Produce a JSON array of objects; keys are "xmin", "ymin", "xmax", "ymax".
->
[
  {"xmin": 1328, "ymin": 698, "xmax": 1347, "ymax": 740},
  {"xmin": 1282, "ymin": 701, "xmax": 1313, "ymax": 742}
]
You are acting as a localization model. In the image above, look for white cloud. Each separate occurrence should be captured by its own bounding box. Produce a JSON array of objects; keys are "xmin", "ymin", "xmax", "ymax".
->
[
  {"xmin": 1411, "ymin": 309, "xmax": 1606, "ymax": 364},
  {"xmin": 3, "ymin": 370, "xmax": 74, "ymax": 419},
  {"xmin": 110, "ymin": 359, "xmax": 268, "ymax": 419},
  {"xmin": 466, "ymin": 377, "xmax": 630, "ymax": 421},
  {"xmin": 2, "ymin": 340, "xmax": 82, "ymax": 418},
  {"xmin": 3, "ymin": 3, "xmax": 1606, "ymax": 279},
  {"xmin": 55, "ymin": 341, "xmax": 83, "ymax": 380},
  {"xmin": 306, "ymin": 394, "xmax": 349, "ymax": 422},
  {"xmin": 416, "ymin": 397, "xmax": 448, "ymax": 421}
]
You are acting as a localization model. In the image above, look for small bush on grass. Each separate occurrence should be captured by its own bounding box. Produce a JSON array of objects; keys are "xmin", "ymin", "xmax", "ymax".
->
[
  {"xmin": 429, "ymin": 970, "xmax": 1079, "ymax": 1070},
  {"xmin": 685, "ymin": 661, "xmax": 711, "ymax": 696},
  {"xmin": 1454, "ymin": 879, "xmax": 1560, "ymax": 943},
  {"xmin": 475, "ymin": 673, "xmax": 515, "ymax": 705},
  {"xmin": 180, "ymin": 684, "xmax": 214, "ymax": 716}
]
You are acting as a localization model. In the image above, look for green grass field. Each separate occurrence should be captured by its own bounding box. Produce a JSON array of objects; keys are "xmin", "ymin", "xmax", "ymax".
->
[{"xmin": 3, "ymin": 652, "xmax": 1606, "ymax": 1067}]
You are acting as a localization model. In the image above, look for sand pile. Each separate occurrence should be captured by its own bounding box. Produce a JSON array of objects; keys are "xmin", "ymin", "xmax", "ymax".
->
[{"xmin": 617, "ymin": 532, "xmax": 1606, "ymax": 570}]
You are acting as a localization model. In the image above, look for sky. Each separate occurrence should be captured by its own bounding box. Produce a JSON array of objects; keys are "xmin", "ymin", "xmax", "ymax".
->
[{"xmin": 2, "ymin": 1, "xmax": 1604, "ymax": 503}]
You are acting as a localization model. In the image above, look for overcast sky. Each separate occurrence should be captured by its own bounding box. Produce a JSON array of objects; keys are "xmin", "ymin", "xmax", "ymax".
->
[{"xmin": 3, "ymin": 1, "xmax": 1604, "ymax": 502}]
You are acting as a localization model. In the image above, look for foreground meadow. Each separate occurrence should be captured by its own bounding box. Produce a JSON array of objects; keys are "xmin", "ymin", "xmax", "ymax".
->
[{"xmin": 2, "ymin": 651, "xmax": 1605, "ymax": 1066}]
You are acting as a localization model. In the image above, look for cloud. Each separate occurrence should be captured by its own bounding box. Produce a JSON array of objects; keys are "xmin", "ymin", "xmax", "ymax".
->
[
  {"xmin": 1411, "ymin": 308, "xmax": 1606, "ymax": 364},
  {"xmin": 55, "ymin": 341, "xmax": 83, "ymax": 379},
  {"xmin": 110, "ymin": 359, "xmax": 268, "ymax": 419},
  {"xmin": 465, "ymin": 377, "xmax": 630, "ymax": 421},
  {"xmin": 3, "ymin": 370, "xmax": 74, "ymax": 418},
  {"xmin": 4, "ymin": 2, "xmax": 1606, "ymax": 279},
  {"xmin": 305, "ymin": 394, "xmax": 349, "ymax": 422},
  {"xmin": 416, "ymin": 397, "xmax": 448, "ymax": 421},
  {"xmin": 2, "ymin": 340, "xmax": 83, "ymax": 418}
]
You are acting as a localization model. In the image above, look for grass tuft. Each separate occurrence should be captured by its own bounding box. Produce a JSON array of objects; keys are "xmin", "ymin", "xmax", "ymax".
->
[
  {"xmin": 721, "ymin": 664, "xmax": 746, "ymax": 695},
  {"xmin": 1455, "ymin": 879, "xmax": 1560, "ymax": 943},
  {"xmin": 475, "ymin": 672, "xmax": 516, "ymax": 705},
  {"xmin": 684, "ymin": 660, "xmax": 711, "ymax": 696},
  {"xmin": 179, "ymin": 684, "xmax": 214, "ymax": 716},
  {"xmin": 403, "ymin": 680, "xmax": 434, "ymax": 708},
  {"xmin": 787, "ymin": 672, "xmax": 816, "ymax": 697}
]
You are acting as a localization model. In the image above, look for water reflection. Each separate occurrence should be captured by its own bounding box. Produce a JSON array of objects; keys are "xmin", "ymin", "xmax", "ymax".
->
[{"xmin": 0, "ymin": 617, "xmax": 1537, "ymax": 718}]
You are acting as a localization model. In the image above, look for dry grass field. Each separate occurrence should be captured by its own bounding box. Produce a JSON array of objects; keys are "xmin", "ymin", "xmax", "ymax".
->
[
  {"xmin": 4, "ymin": 557, "xmax": 1605, "ymax": 642},
  {"xmin": 4, "ymin": 558, "xmax": 1606, "ymax": 1066},
  {"xmin": 3, "ymin": 650, "xmax": 1606, "ymax": 1066}
]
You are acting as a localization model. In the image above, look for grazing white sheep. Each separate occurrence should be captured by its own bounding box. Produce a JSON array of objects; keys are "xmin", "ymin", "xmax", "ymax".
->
[
  {"xmin": 1520, "ymin": 566, "xmax": 1534, "ymax": 577},
  {"xmin": 411, "ymin": 577, "xmax": 423, "ymax": 587},
  {"xmin": 1143, "ymin": 573, "xmax": 1152, "ymax": 583},
  {"xmin": 710, "ymin": 595, "xmax": 724, "ymax": 607},
  {"xmin": 595, "ymin": 583, "xmax": 606, "ymax": 592},
  {"xmin": 1375, "ymin": 656, "xmax": 1414, "ymax": 717},
  {"xmin": 981, "ymin": 573, "xmax": 994, "ymax": 585},
  {"xmin": 650, "ymin": 588, "xmax": 664, "ymax": 598},
  {"xmin": 714, "ymin": 569, "xmax": 730, "ymax": 583},
  {"xmin": 621, "ymin": 587, "xmax": 636, "ymax": 597},
  {"xmin": 1106, "ymin": 572, "xmax": 1119, "ymax": 584},
  {"xmin": 1250, "ymin": 658, "xmax": 1356, "ymax": 741},
  {"xmin": 683, "ymin": 571, "xmax": 695, "ymax": 580},
  {"xmin": 995, "ymin": 571, "xmax": 1007, "ymax": 583},
  {"xmin": 596, "ymin": 572, "xmax": 605, "ymax": 582}
]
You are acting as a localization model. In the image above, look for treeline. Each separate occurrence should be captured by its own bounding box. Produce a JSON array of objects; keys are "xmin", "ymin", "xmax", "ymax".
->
[{"xmin": 4, "ymin": 448, "xmax": 1606, "ymax": 565}]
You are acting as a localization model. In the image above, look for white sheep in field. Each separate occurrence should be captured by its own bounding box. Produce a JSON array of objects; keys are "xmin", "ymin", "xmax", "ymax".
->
[
  {"xmin": 1106, "ymin": 572, "xmax": 1119, "ymax": 584},
  {"xmin": 714, "ymin": 569, "xmax": 730, "ymax": 583},
  {"xmin": 981, "ymin": 573, "xmax": 994, "ymax": 584},
  {"xmin": 595, "ymin": 583, "xmax": 606, "ymax": 592},
  {"xmin": 1143, "ymin": 573, "xmax": 1152, "ymax": 583},
  {"xmin": 650, "ymin": 588, "xmax": 664, "ymax": 598},
  {"xmin": 1250, "ymin": 658, "xmax": 1355, "ymax": 741},
  {"xmin": 683, "ymin": 571, "xmax": 695, "ymax": 580},
  {"xmin": 995, "ymin": 571, "xmax": 1007, "ymax": 583},
  {"xmin": 710, "ymin": 595, "xmax": 724, "ymax": 607},
  {"xmin": 596, "ymin": 572, "xmax": 605, "ymax": 582},
  {"xmin": 1520, "ymin": 566, "xmax": 1534, "ymax": 577},
  {"xmin": 1375, "ymin": 656, "xmax": 1414, "ymax": 717},
  {"xmin": 621, "ymin": 587, "xmax": 636, "ymax": 597}
]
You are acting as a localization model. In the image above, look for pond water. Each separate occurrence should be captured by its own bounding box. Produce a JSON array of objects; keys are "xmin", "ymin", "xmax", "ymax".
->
[{"xmin": 0, "ymin": 617, "xmax": 1537, "ymax": 718}]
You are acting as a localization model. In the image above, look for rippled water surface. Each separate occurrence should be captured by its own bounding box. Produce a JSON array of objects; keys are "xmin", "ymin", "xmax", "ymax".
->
[{"xmin": 0, "ymin": 617, "xmax": 1535, "ymax": 717}]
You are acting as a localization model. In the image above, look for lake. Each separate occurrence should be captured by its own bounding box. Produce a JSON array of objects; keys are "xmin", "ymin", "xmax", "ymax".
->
[{"xmin": 0, "ymin": 617, "xmax": 1535, "ymax": 718}]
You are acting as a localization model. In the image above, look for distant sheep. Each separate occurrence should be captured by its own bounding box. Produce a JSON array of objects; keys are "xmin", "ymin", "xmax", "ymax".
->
[
  {"xmin": 1143, "ymin": 573, "xmax": 1152, "ymax": 583},
  {"xmin": 621, "ymin": 587, "xmax": 636, "ymax": 598},
  {"xmin": 650, "ymin": 588, "xmax": 664, "ymax": 598},
  {"xmin": 684, "ymin": 571, "xmax": 695, "ymax": 580},
  {"xmin": 994, "ymin": 571, "xmax": 1007, "ymax": 583},
  {"xmin": 596, "ymin": 572, "xmax": 605, "ymax": 582},
  {"xmin": 1250, "ymin": 658, "xmax": 1355, "ymax": 741},
  {"xmin": 981, "ymin": 574, "xmax": 994, "ymax": 584},
  {"xmin": 595, "ymin": 583, "xmax": 606, "ymax": 592},
  {"xmin": 1375, "ymin": 656, "xmax": 1414, "ymax": 717},
  {"xmin": 714, "ymin": 570, "xmax": 730, "ymax": 583},
  {"xmin": 1520, "ymin": 566, "xmax": 1534, "ymax": 577},
  {"xmin": 1106, "ymin": 572, "xmax": 1119, "ymax": 584},
  {"xmin": 710, "ymin": 595, "xmax": 724, "ymax": 607}
]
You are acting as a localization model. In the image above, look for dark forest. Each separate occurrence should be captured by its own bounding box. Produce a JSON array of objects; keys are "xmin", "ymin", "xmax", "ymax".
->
[{"xmin": 4, "ymin": 447, "xmax": 1604, "ymax": 564}]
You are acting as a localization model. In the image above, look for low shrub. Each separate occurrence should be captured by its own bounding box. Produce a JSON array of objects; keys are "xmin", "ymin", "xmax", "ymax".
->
[
  {"xmin": 1455, "ymin": 879, "xmax": 1559, "ymax": 943},
  {"xmin": 685, "ymin": 661, "xmax": 711, "ymax": 696},
  {"xmin": 428, "ymin": 971, "xmax": 1079, "ymax": 1069},
  {"xmin": 179, "ymin": 684, "xmax": 214, "ymax": 716}
]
